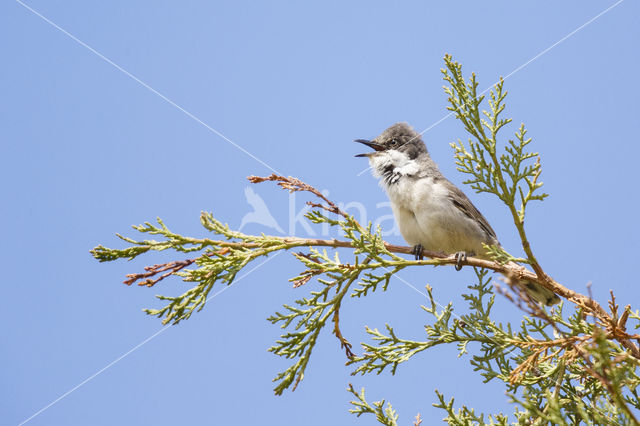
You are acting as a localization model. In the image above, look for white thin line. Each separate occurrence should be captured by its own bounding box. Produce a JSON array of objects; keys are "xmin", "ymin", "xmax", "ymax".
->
[
  {"xmin": 18, "ymin": 252, "xmax": 281, "ymax": 425},
  {"xmin": 501, "ymin": 0, "xmax": 625, "ymax": 82},
  {"xmin": 413, "ymin": 0, "xmax": 624, "ymax": 139},
  {"xmin": 16, "ymin": 0, "xmax": 281, "ymax": 175},
  {"xmin": 417, "ymin": 112, "xmax": 455, "ymax": 135},
  {"xmin": 359, "ymin": 0, "xmax": 624, "ymax": 333},
  {"xmin": 355, "ymin": 0, "xmax": 624, "ymax": 178},
  {"xmin": 209, "ymin": 252, "xmax": 281, "ymax": 299},
  {"xmin": 390, "ymin": 272, "xmax": 429, "ymax": 298},
  {"xmin": 352, "ymin": 0, "xmax": 624, "ymax": 393},
  {"xmin": 356, "ymin": 165, "xmax": 371, "ymax": 177},
  {"xmin": 18, "ymin": 326, "xmax": 171, "ymax": 426}
]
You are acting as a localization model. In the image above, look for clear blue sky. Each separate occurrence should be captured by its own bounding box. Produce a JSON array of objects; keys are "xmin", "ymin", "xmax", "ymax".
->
[{"xmin": 2, "ymin": 1, "xmax": 639, "ymax": 424}]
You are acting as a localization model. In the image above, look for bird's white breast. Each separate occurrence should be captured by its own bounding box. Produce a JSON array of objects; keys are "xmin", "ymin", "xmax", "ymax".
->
[{"xmin": 369, "ymin": 151, "xmax": 489, "ymax": 255}]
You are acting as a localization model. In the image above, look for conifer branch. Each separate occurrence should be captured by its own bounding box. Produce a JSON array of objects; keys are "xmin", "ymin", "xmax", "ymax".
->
[
  {"xmin": 91, "ymin": 55, "xmax": 640, "ymax": 423},
  {"xmin": 347, "ymin": 384, "xmax": 399, "ymax": 426}
]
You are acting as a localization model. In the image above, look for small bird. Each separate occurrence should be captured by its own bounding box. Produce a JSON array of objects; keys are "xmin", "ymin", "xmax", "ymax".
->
[{"xmin": 355, "ymin": 122, "xmax": 560, "ymax": 306}]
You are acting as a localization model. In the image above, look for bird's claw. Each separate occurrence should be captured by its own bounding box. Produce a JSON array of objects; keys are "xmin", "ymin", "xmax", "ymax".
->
[
  {"xmin": 454, "ymin": 252, "xmax": 467, "ymax": 271},
  {"xmin": 412, "ymin": 244, "xmax": 424, "ymax": 261}
]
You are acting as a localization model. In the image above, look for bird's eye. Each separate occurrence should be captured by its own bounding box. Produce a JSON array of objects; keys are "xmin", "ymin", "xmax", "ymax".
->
[{"xmin": 389, "ymin": 139, "xmax": 398, "ymax": 146}]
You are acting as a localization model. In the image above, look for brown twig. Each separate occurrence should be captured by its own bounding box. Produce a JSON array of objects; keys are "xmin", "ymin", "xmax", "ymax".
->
[
  {"xmin": 499, "ymin": 280, "xmax": 639, "ymax": 423},
  {"xmin": 123, "ymin": 259, "xmax": 195, "ymax": 287},
  {"xmin": 248, "ymin": 174, "xmax": 350, "ymax": 219},
  {"xmin": 618, "ymin": 305, "xmax": 631, "ymax": 332},
  {"xmin": 123, "ymin": 247, "xmax": 230, "ymax": 287},
  {"xmin": 331, "ymin": 258, "xmax": 371, "ymax": 360},
  {"xmin": 333, "ymin": 307, "xmax": 355, "ymax": 359},
  {"xmin": 292, "ymin": 252, "xmax": 323, "ymax": 288}
]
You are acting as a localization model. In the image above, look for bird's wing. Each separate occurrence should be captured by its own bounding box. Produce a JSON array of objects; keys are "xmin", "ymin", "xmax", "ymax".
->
[{"xmin": 442, "ymin": 180, "xmax": 498, "ymax": 242}]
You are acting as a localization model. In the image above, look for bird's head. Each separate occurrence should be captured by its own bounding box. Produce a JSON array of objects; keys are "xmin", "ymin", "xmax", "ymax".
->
[{"xmin": 354, "ymin": 122, "xmax": 427, "ymax": 160}]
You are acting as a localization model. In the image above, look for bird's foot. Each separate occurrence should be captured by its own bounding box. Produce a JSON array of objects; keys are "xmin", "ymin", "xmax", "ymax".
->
[
  {"xmin": 412, "ymin": 244, "xmax": 424, "ymax": 261},
  {"xmin": 454, "ymin": 251, "xmax": 467, "ymax": 271}
]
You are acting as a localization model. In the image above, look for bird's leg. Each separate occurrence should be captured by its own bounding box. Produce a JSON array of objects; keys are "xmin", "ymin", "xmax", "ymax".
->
[
  {"xmin": 454, "ymin": 251, "xmax": 467, "ymax": 271},
  {"xmin": 412, "ymin": 244, "xmax": 424, "ymax": 261}
]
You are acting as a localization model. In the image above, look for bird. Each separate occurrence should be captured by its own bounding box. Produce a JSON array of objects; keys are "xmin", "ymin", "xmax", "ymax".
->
[
  {"xmin": 239, "ymin": 186, "xmax": 285, "ymax": 234},
  {"xmin": 355, "ymin": 122, "xmax": 560, "ymax": 306}
]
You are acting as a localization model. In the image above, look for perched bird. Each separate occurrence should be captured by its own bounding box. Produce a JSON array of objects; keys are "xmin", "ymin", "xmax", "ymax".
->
[{"xmin": 355, "ymin": 122, "xmax": 560, "ymax": 306}]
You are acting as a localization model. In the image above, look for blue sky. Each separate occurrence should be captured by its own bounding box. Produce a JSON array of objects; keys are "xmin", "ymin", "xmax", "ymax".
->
[{"xmin": 2, "ymin": 1, "xmax": 639, "ymax": 424}]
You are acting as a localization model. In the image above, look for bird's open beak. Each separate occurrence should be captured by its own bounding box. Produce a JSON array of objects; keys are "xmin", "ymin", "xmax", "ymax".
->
[{"xmin": 354, "ymin": 139, "xmax": 384, "ymax": 157}]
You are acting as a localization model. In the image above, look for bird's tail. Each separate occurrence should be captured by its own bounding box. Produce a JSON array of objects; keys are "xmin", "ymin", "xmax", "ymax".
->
[
  {"xmin": 519, "ymin": 280, "xmax": 561, "ymax": 306},
  {"xmin": 503, "ymin": 261, "xmax": 560, "ymax": 306}
]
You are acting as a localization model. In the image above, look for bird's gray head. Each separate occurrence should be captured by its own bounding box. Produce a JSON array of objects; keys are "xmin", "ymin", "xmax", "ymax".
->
[
  {"xmin": 355, "ymin": 123, "xmax": 433, "ymax": 185},
  {"xmin": 354, "ymin": 122, "xmax": 427, "ymax": 160}
]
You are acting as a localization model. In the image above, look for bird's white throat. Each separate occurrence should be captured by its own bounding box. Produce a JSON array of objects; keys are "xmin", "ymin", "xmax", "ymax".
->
[{"xmin": 369, "ymin": 150, "xmax": 420, "ymax": 186}]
